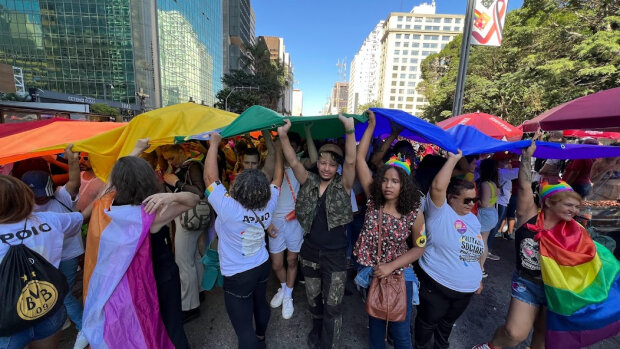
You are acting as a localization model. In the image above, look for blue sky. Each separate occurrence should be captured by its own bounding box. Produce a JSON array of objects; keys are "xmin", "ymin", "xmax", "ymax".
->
[{"xmin": 253, "ymin": 0, "xmax": 523, "ymax": 115}]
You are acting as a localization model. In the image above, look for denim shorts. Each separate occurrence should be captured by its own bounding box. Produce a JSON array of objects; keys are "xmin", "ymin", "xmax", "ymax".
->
[
  {"xmin": 511, "ymin": 271, "xmax": 547, "ymax": 307},
  {"xmin": 477, "ymin": 207, "xmax": 499, "ymax": 232},
  {"xmin": 0, "ymin": 306, "xmax": 67, "ymax": 349}
]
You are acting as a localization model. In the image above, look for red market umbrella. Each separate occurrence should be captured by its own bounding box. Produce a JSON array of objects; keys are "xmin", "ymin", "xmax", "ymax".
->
[
  {"xmin": 521, "ymin": 87, "xmax": 620, "ymax": 132},
  {"xmin": 436, "ymin": 111, "xmax": 523, "ymax": 141},
  {"xmin": 563, "ymin": 129, "xmax": 620, "ymax": 140}
]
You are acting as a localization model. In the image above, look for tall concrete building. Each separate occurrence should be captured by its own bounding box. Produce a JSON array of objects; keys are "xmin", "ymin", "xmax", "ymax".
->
[
  {"xmin": 348, "ymin": 21, "xmax": 384, "ymax": 114},
  {"xmin": 377, "ymin": 1, "xmax": 463, "ymax": 116},
  {"xmin": 329, "ymin": 82, "xmax": 349, "ymax": 115},
  {"xmin": 258, "ymin": 36, "xmax": 294, "ymax": 115},
  {"xmin": 223, "ymin": 0, "xmax": 256, "ymax": 73},
  {"xmin": 0, "ymin": 0, "xmax": 223, "ymax": 111},
  {"xmin": 292, "ymin": 89, "xmax": 303, "ymax": 116}
]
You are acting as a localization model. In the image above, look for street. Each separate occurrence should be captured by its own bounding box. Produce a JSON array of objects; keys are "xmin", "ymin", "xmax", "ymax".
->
[{"xmin": 60, "ymin": 236, "xmax": 620, "ymax": 349}]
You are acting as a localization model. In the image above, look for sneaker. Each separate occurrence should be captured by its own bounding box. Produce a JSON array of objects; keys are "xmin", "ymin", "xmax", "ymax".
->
[
  {"xmin": 482, "ymin": 271, "xmax": 489, "ymax": 278},
  {"xmin": 74, "ymin": 331, "xmax": 89, "ymax": 349},
  {"xmin": 508, "ymin": 233, "xmax": 515, "ymax": 240},
  {"xmin": 282, "ymin": 298, "xmax": 294, "ymax": 319},
  {"xmin": 472, "ymin": 343, "xmax": 492, "ymax": 349},
  {"xmin": 487, "ymin": 252, "xmax": 500, "ymax": 261},
  {"xmin": 270, "ymin": 288, "xmax": 284, "ymax": 308},
  {"xmin": 62, "ymin": 318, "xmax": 72, "ymax": 331}
]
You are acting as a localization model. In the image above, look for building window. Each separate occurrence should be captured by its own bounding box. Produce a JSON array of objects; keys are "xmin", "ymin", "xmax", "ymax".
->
[
  {"xmin": 409, "ymin": 66, "xmax": 416, "ymax": 71},
  {"xmin": 408, "ymin": 75, "xmax": 416, "ymax": 80},
  {"xmin": 399, "ymin": 89, "xmax": 405, "ymax": 93},
  {"xmin": 403, "ymin": 42, "xmax": 409, "ymax": 47},
  {"xmin": 413, "ymin": 34, "xmax": 421, "ymax": 39},
  {"xmin": 399, "ymin": 81, "xmax": 405, "ymax": 86},
  {"xmin": 415, "ymin": 17, "xmax": 423, "ymax": 22},
  {"xmin": 392, "ymin": 73, "xmax": 398, "ymax": 78},
  {"xmin": 406, "ymin": 17, "xmax": 412, "ymax": 22},
  {"xmin": 401, "ymin": 66, "xmax": 407, "ymax": 71},
  {"xmin": 445, "ymin": 18, "xmax": 453, "ymax": 23},
  {"xmin": 402, "ymin": 58, "xmax": 408, "ymax": 63},
  {"xmin": 391, "ymin": 81, "xmax": 397, "ymax": 86},
  {"xmin": 410, "ymin": 58, "xmax": 418, "ymax": 64},
  {"xmin": 422, "ymin": 51, "xmax": 432, "ymax": 56},
  {"xmin": 414, "ymin": 25, "xmax": 422, "ymax": 30},
  {"xmin": 393, "ymin": 65, "xmax": 399, "ymax": 71},
  {"xmin": 400, "ymin": 73, "xmax": 406, "ymax": 79},
  {"xmin": 397, "ymin": 16, "xmax": 404, "ymax": 21},
  {"xmin": 407, "ymin": 89, "xmax": 415, "ymax": 94},
  {"xmin": 390, "ymin": 96, "xmax": 396, "ymax": 101},
  {"xmin": 404, "ymin": 34, "xmax": 410, "ymax": 39},
  {"xmin": 442, "ymin": 35, "xmax": 451, "ymax": 41},
  {"xmin": 403, "ymin": 50, "xmax": 409, "ymax": 55},
  {"xmin": 393, "ymin": 57, "xmax": 400, "ymax": 63},
  {"xmin": 396, "ymin": 34, "xmax": 402, "ymax": 38},
  {"xmin": 398, "ymin": 104, "xmax": 403, "ymax": 108},
  {"xmin": 398, "ymin": 96, "xmax": 404, "ymax": 101},
  {"xmin": 456, "ymin": 18, "xmax": 462, "ymax": 24},
  {"xmin": 443, "ymin": 26, "xmax": 451, "ymax": 31},
  {"xmin": 395, "ymin": 50, "xmax": 400, "ymax": 55},
  {"xmin": 405, "ymin": 25, "xmax": 411, "ymax": 29},
  {"xmin": 407, "ymin": 97, "xmax": 414, "ymax": 102},
  {"xmin": 397, "ymin": 24, "xmax": 403, "ymax": 29},
  {"xmin": 395, "ymin": 42, "xmax": 401, "ymax": 47},
  {"xmin": 389, "ymin": 103, "xmax": 395, "ymax": 108},
  {"xmin": 454, "ymin": 26, "xmax": 461, "ymax": 31},
  {"xmin": 424, "ymin": 26, "xmax": 433, "ymax": 30},
  {"xmin": 411, "ymin": 50, "xmax": 419, "ymax": 56},
  {"xmin": 390, "ymin": 89, "xmax": 397, "ymax": 93},
  {"xmin": 441, "ymin": 43, "xmax": 447, "ymax": 49},
  {"xmin": 412, "ymin": 42, "xmax": 420, "ymax": 48},
  {"xmin": 417, "ymin": 97, "xmax": 426, "ymax": 102},
  {"xmin": 424, "ymin": 35, "xmax": 439, "ymax": 40}
]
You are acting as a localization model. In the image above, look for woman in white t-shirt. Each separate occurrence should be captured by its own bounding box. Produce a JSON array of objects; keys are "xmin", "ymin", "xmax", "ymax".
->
[
  {"xmin": 203, "ymin": 133, "xmax": 283, "ymax": 349},
  {"xmin": 0, "ymin": 174, "xmax": 86, "ymax": 349},
  {"xmin": 415, "ymin": 150, "xmax": 484, "ymax": 349}
]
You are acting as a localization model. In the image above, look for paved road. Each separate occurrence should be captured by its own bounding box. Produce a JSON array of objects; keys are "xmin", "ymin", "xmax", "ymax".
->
[{"xmin": 61, "ymin": 237, "xmax": 619, "ymax": 348}]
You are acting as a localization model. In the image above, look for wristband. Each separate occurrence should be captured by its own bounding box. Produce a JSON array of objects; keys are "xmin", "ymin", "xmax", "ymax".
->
[{"xmin": 345, "ymin": 128, "xmax": 355, "ymax": 134}]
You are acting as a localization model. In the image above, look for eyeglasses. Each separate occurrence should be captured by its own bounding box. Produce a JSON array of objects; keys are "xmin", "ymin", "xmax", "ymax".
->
[{"xmin": 463, "ymin": 197, "xmax": 477, "ymax": 205}]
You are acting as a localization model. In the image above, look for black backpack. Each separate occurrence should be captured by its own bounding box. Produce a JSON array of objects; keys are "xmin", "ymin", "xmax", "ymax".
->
[{"xmin": 0, "ymin": 221, "xmax": 68, "ymax": 336}]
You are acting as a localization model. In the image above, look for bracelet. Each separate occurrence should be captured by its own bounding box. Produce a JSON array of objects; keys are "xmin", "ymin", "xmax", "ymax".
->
[{"xmin": 345, "ymin": 128, "xmax": 355, "ymax": 134}]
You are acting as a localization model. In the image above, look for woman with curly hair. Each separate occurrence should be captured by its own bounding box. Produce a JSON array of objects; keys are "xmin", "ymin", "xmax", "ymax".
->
[
  {"xmin": 203, "ymin": 132, "xmax": 283, "ymax": 349},
  {"xmin": 353, "ymin": 110, "xmax": 426, "ymax": 348}
]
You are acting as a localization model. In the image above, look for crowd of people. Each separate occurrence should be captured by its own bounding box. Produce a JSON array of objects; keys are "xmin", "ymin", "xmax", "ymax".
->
[{"xmin": 0, "ymin": 112, "xmax": 619, "ymax": 349}]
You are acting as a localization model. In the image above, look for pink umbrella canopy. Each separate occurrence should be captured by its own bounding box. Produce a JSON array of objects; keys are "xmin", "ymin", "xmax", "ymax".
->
[
  {"xmin": 521, "ymin": 87, "xmax": 620, "ymax": 132},
  {"xmin": 436, "ymin": 111, "xmax": 523, "ymax": 141},
  {"xmin": 563, "ymin": 129, "xmax": 620, "ymax": 140}
]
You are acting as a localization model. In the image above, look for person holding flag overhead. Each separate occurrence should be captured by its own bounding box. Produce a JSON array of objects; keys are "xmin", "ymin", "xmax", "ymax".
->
[{"xmin": 473, "ymin": 135, "xmax": 620, "ymax": 349}]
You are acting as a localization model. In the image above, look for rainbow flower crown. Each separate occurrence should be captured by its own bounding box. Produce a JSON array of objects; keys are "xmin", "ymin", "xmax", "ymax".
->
[
  {"xmin": 540, "ymin": 180, "xmax": 574, "ymax": 203},
  {"xmin": 385, "ymin": 155, "xmax": 411, "ymax": 175}
]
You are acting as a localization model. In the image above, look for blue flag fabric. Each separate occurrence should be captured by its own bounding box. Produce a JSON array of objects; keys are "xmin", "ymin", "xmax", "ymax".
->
[{"xmin": 358, "ymin": 108, "xmax": 620, "ymax": 159}]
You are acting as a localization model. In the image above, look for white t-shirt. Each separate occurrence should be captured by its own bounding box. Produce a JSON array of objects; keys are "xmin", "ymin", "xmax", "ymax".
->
[
  {"xmin": 34, "ymin": 186, "xmax": 84, "ymax": 260},
  {"xmin": 419, "ymin": 198, "xmax": 483, "ymax": 293},
  {"xmin": 274, "ymin": 167, "xmax": 299, "ymax": 218},
  {"xmin": 497, "ymin": 168, "xmax": 519, "ymax": 206},
  {"xmin": 207, "ymin": 181, "xmax": 279, "ymax": 276},
  {"xmin": 0, "ymin": 211, "xmax": 83, "ymax": 267}
]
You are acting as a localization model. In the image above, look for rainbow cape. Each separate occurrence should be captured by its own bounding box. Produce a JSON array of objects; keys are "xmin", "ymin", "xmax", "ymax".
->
[
  {"xmin": 80, "ymin": 194, "xmax": 173, "ymax": 349},
  {"xmin": 528, "ymin": 212, "xmax": 620, "ymax": 348}
]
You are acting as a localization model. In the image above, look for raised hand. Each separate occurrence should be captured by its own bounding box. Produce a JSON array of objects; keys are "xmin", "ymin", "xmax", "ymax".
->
[
  {"xmin": 338, "ymin": 111, "xmax": 354, "ymax": 131},
  {"xmin": 366, "ymin": 110, "xmax": 376, "ymax": 127},
  {"xmin": 277, "ymin": 119, "xmax": 292, "ymax": 136},
  {"xmin": 64, "ymin": 144, "xmax": 79, "ymax": 163},
  {"xmin": 209, "ymin": 132, "xmax": 222, "ymax": 146},
  {"xmin": 447, "ymin": 149, "xmax": 463, "ymax": 161}
]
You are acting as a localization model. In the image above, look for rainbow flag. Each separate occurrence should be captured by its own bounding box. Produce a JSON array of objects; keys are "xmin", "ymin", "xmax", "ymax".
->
[
  {"xmin": 80, "ymin": 194, "xmax": 173, "ymax": 349},
  {"xmin": 529, "ymin": 213, "xmax": 620, "ymax": 348}
]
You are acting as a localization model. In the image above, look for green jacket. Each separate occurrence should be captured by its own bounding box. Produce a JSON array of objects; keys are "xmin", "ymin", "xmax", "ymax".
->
[{"xmin": 295, "ymin": 172, "xmax": 353, "ymax": 233}]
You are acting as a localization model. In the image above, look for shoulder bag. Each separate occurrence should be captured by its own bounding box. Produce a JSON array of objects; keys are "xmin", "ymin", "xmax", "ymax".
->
[
  {"xmin": 365, "ymin": 207, "xmax": 407, "ymax": 323},
  {"xmin": 178, "ymin": 161, "xmax": 212, "ymax": 231}
]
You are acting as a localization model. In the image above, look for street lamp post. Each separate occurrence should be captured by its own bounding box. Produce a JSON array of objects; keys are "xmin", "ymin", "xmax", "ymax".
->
[
  {"xmin": 103, "ymin": 82, "xmax": 114, "ymax": 101},
  {"xmin": 225, "ymin": 86, "xmax": 259, "ymax": 111}
]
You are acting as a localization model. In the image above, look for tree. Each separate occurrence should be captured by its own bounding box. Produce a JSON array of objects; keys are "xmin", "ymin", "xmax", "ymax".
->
[
  {"xmin": 420, "ymin": 0, "xmax": 620, "ymax": 125},
  {"xmin": 90, "ymin": 103, "xmax": 120, "ymax": 117},
  {"xmin": 356, "ymin": 100, "xmax": 382, "ymax": 114},
  {"xmin": 215, "ymin": 40, "xmax": 291, "ymax": 114}
]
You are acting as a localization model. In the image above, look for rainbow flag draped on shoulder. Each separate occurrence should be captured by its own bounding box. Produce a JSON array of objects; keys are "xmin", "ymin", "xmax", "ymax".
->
[
  {"xmin": 528, "ymin": 212, "xmax": 620, "ymax": 348},
  {"xmin": 80, "ymin": 194, "xmax": 173, "ymax": 349}
]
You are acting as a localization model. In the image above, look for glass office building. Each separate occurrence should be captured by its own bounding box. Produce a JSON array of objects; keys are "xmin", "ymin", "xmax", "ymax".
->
[
  {"xmin": 0, "ymin": 0, "xmax": 223, "ymax": 109},
  {"xmin": 158, "ymin": 0, "xmax": 223, "ymax": 107},
  {"xmin": 0, "ymin": 0, "xmax": 137, "ymax": 104}
]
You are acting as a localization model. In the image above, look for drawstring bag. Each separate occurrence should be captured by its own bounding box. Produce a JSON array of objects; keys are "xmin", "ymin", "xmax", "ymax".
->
[
  {"xmin": 201, "ymin": 238, "xmax": 223, "ymax": 291},
  {"xmin": 0, "ymin": 220, "xmax": 68, "ymax": 336}
]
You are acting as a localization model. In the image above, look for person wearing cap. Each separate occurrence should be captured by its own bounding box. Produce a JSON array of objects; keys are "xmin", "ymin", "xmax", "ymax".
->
[
  {"xmin": 278, "ymin": 112, "xmax": 356, "ymax": 349},
  {"xmin": 19, "ymin": 145, "xmax": 85, "ymax": 334},
  {"xmin": 473, "ymin": 136, "xmax": 583, "ymax": 349}
]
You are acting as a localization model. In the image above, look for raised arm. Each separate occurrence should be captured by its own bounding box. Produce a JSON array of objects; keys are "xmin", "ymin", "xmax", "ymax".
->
[
  {"xmin": 516, "ymin": 135, "xmax": 540, "ymax": 228},
  {"xmin": 271, "ymin": 140, "xmax": 284, "ymax": 188},
  {"xmin": 261, "ymin": 130, "xmax": 276, "ymax": 182},
  {"xmin": 144, "ymin": 192, "xmax": 200, "ymax": 233},
  {"xmin": 128, "ymin": 138, "xmax": 150, "ymax": 157},
  {"xmin": 204, "ymin": 133, "xmax": 222, "ymax": 186},
  {"xmin": 357, "ymin": 110, "xmax": 376, "ymax": 197},
  {"xmin": 370, "ymin": 121, "xmax": 403, "ymax": 169},
  {"xmin": 430, "ymin": 150, "xmax": 462, "ymax": 207},
  {"xmin": 64, "ymin": 144, "xmax": 81, "ymax": 199},
  {"xmin": 340, "ymin": 112, "xmax": 356, "ymax": 193},
  {"xmin": 301, "ymin": 124, "xmax": 318, "ymax": 169},
  {"xmin": 278, "ymin": 119, "xmax": 308, "ymax": 185}
]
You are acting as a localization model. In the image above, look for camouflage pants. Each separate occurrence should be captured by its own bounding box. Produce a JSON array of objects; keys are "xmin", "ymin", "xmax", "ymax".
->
[{"xmin": 300, "ymin": 243, "xmax": 348, "ymax": 349}]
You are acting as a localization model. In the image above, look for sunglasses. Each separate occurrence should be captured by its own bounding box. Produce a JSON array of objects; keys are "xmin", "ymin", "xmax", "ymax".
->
[{"xmin": 463, "ymin": 197, "xmax": 477, "ymax": 205}]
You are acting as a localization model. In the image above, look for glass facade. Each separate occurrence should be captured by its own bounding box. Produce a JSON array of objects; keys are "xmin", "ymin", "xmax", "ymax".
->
[
  {"xmin": 157, "ymin": 0, "xmax": 222, "ymax": 107},
  {"xmin": 0, "ymin": 0, "xmax": 136, "ymax": 104}
]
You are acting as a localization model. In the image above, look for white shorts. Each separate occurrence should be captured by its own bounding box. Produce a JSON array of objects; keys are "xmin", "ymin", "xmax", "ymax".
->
[{"xmin": 268, "ymin": 216, "xmax": 304, "ymax": 254}]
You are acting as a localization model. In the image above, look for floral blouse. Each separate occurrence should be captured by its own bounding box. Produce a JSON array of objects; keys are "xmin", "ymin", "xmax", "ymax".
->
[{"xmin": 353, "ymin": 198, "xmax": 419, "ymax": 270}]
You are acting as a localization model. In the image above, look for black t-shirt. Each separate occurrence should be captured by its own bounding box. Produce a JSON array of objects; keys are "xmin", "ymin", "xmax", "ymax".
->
[
  {"xmin": 514, "ymin": 215, "xmax": 542, "ymax": 281},
  {"xmin": 306, "ymin": 192, "xmax": 347, "ymax": 250}
]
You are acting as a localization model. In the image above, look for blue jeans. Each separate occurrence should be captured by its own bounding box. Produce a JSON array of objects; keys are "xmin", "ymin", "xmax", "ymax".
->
[
  {"xmin": 0, "ymin": 306, "xmax": 66, "ymax": 349},
  {"xmin": 59, "ymin": 257, "xmax": 83, "ymax": 330},
  {"xmin": 368, "ymin": 281, "xmax": 413, "ymax": 349}
]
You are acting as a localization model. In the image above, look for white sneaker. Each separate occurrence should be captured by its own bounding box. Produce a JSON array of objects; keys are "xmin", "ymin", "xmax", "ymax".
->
[
  {"xmin": 282, "ymin": 298, "xmax": 294, "ymax": 319},
  {"xmin": 73, "ymin": 331, "xmax": 89, "ymax": 349},
  {"xmin": 270, "ymin": 288, "xmax": 284, "ymax": 308}
]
